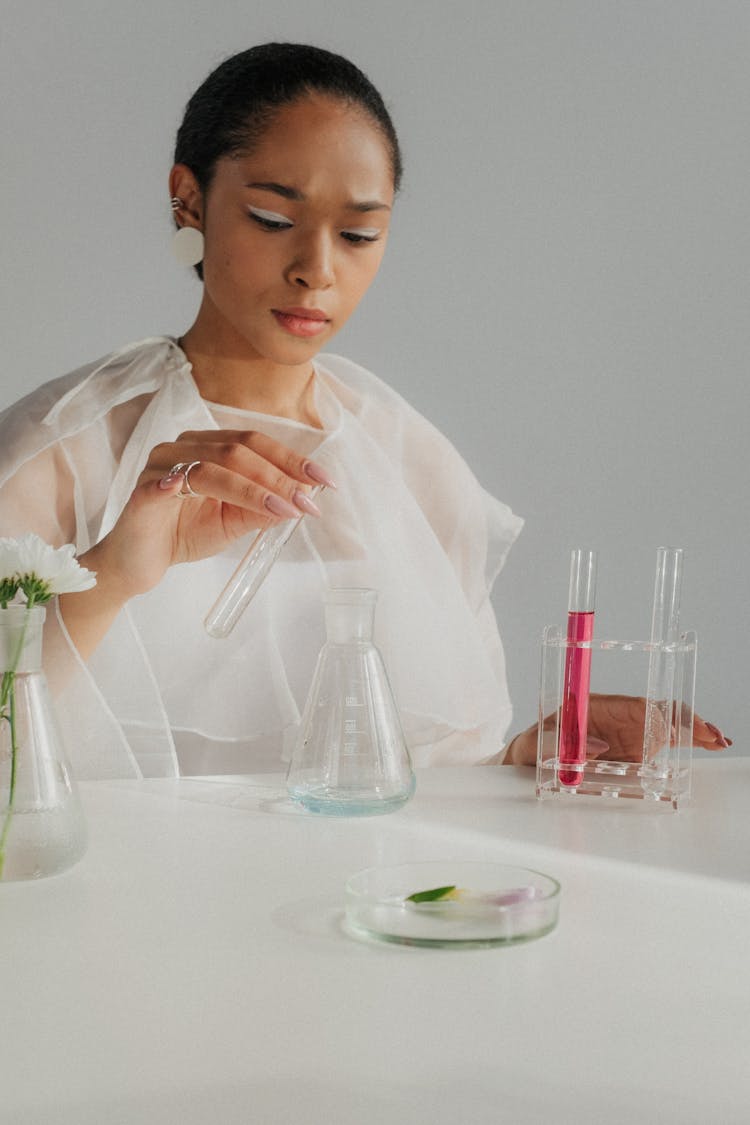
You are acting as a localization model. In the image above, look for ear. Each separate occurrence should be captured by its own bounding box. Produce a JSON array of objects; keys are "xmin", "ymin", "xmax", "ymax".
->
[{"xmin": 169, "ymin": 164, "xmax": 204, "ymax": 228}]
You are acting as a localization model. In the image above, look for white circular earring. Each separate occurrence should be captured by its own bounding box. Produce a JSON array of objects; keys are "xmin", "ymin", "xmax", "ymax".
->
[{"xmin": 171, "ymin": 226, "xmax": 204, "ymax": 267}]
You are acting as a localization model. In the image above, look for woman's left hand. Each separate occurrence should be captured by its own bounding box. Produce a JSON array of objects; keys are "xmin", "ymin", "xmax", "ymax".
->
[{"xmin": 502, "ymin": 694, "xmax": 732, "ymax": 766}]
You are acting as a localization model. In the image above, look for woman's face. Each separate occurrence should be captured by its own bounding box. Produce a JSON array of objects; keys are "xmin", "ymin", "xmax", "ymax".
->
[{"xmin": 191, "ymin": 95, "xmax": 394, "ymax": 367}]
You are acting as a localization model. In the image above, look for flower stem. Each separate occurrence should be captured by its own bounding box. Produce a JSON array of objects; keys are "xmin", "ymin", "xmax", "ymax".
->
[
  {"xmin": 0, "ymin": 677, "xmax": 18, "ymax": 878},
  {"xmin": 0, "ymin": 603, "xmax": 33, "ymax": 879}
]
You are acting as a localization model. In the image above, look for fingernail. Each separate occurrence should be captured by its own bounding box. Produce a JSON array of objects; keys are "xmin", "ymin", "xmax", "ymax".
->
[
  {"xmin": 304, "ymin": 461, "xmax": 337, "ymax": 489},
  {"xmin": 586, "ymin": 737, "xmax": 609, "ymax": 757},
  {"xmin": 264, "ymin": 494, "xmax": 301, "ymax": 519},
  {"xmin": 159, "ymin": 471, "xmax": 183, "ymax": 490},
  {"xmin": 293, "ymin": 489, "xmax": 322, "ymax": 517},
  {"xmin": 706, "ymin": 722, "xmax": 728, "ymax": 742}
]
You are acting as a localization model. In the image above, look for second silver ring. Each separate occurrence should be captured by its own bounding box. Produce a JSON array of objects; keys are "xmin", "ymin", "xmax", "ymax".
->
[{"xmin": 178, "ymin": 460, "xmax": 202, "ymax": 498}]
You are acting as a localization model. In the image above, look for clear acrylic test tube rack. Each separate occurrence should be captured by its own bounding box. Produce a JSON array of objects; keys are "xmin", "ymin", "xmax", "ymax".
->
[{"xmin": 535, "ymin": 628, "xmax": 697, "ymax": 809}]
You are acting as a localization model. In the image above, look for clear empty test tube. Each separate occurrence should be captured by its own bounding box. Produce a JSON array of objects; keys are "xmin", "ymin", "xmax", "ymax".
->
[
  {"xmin": 557, "ymin": 549, "xmax": 597, "ymax": 788},
  {"xmin": 204, "ymin": 486, "xmax": 323, "ymax": 639},
  {"xmin": 641, "ymin": 547, "xmax": 683, "ymax": 794}
]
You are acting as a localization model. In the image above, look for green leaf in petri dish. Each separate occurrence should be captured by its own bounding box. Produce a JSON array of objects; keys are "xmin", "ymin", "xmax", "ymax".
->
[{"xmin": 406, "ymin": 885, "xmax": 458, "ymax": 903}]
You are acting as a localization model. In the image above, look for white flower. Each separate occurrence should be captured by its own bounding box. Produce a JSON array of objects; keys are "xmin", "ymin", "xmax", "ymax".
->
[
  {"xmin": 0, "ymin": 533, "xmax": 96, "ymax": 603},
  {"xmin": 0, "ymin": 540, "xmax": 23, "ymax": 583}
]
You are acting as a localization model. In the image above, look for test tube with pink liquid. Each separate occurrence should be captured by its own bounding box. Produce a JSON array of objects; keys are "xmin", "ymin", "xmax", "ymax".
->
[{"xmin": 557, "ymin": 549, "xmax": 597, "ymax": 788}]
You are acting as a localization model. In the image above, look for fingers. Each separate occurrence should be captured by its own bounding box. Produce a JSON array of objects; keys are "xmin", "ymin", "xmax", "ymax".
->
[
  {"xmin": 174, "ymin": 430, "xmax": 337, "ymax": 488},
  {"xmin": 148, "ymin": 430, "xmax": 337, "ymax": 519},
  {"xmin": 509, "ymin": 704, "xmax": 734, "ymax": 769},
  {"xmin": 587, "ymin": 696, "xmax": 733, "ymax": 753},
  {"xmin": 694, "ymin": 717, "xmax": 732, "ymax": 750},
  {"xmin": 584, "ymin": 737, "xmax": 610, "ymax": 759},
  {"xmin": 177, "ymin": 460, "xmax": 317, "ymax": 520},
  {"xmin": 552, "ymin": 695, "xmax": 733, "ymax": 762},
  {"xmin": 158, "ymin": 466, "xmax": 189, "ymax": 494}
]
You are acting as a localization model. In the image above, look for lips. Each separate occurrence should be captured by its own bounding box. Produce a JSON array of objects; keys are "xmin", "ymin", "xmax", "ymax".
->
[{"xmin": 272, "ymin": 307, "xmax": 331, "ymax": 339}]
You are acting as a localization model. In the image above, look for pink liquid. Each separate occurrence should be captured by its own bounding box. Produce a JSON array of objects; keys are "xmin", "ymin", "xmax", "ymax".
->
[{"xmin": 558, "ymin": 611, "xmax": 594, "ymax": 787}]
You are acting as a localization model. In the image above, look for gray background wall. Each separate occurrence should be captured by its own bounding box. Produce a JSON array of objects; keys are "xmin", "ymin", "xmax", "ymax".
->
[{"xmin": 1, "ymin": 0, "xmax": 746, "ymax": 754}]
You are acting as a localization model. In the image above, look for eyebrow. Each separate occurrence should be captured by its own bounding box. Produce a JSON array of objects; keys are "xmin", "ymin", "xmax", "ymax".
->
[{"xmin": 244, "ymin": 181, "xmax": 391, "ymax": 213}]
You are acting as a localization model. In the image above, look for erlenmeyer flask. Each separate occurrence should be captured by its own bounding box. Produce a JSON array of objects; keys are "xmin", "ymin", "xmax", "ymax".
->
[
  {"xmin": 286, "ymin": 588, "xmax": 415, "ymax": 816},
  {"xmin": 0, "ymin": 606, "xmax": 87, "ymax": 881}
]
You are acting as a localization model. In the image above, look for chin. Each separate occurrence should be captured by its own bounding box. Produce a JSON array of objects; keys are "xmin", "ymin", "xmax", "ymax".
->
[
  {"xmin": 267, "ymin": 330, "xmax": 337, "ymax": 365},
  {"xmin": 254, "ymin": 339, "xmax": 327, "ymax": 369}
]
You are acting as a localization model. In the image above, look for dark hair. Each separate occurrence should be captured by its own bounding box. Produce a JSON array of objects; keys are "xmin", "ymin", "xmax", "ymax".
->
[{"xmin": 175, "ymin": 41, "xmax": 402, "ymax": 202}]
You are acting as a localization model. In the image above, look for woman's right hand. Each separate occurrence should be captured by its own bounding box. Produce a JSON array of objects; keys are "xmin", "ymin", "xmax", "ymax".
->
[
  {"xmin": 59, "ymin": 429, "xmax": 335, "ymax": 656},
  {"xmin": 502, "ymin": 694, "xmax": 732, "ymax": 766}
]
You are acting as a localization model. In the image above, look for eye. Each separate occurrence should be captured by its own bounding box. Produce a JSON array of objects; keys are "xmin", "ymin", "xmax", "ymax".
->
[
  {"xmin": 248, "ymin": 206, "xmax": 294, "ymax": 231},
  {"xmin": 341, "ymin": 228, "xmax": 382, "ymax": 245}
]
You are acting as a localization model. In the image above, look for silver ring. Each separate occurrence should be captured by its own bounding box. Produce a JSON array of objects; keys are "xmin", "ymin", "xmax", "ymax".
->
[{"xmin": 178, "ymin": 460, "xmax": 201, "ymax": 497}]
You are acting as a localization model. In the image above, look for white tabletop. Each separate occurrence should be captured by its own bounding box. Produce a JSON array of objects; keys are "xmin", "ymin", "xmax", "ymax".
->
[{"xmin": 3, "ymin": 760, "xmax": 749, "ymax": 1124}]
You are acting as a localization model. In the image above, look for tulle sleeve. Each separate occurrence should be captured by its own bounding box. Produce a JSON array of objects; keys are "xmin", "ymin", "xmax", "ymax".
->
[
  {"xmin": 0, "ymin": 442, "xmax": 144, "ymax": 778},
  {"xmin": 0, "ymin": 341, "xmax": 185, "ymax": 780}
]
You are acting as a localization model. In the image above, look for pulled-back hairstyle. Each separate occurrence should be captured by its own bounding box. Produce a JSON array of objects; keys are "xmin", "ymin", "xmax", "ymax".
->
[{"xmin": 175, "ymin": 41, "xmax": 402, "ymax": 197}]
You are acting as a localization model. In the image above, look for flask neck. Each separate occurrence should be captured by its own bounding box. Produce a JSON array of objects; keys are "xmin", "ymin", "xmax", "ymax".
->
[
  {"xmin": 324, "ymin": 588, "xmax": 377, "ymax": 644},
  {"xmin": 0, "ymin": 606, "xmax": 46, "ymax": 673}
]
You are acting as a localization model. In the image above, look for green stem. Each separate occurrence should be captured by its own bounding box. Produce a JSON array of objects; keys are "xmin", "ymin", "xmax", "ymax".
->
[
  {"xmin": 0, "ymin": 680, "xmax": 18, "ymax": 878},
  {"xmin": 0, "ymin": 601, "xmax": 33, "ymax": 880}
]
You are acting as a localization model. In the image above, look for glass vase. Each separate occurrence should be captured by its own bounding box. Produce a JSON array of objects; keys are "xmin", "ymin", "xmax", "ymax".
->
[{"xmin": 0, "ymin": 605, "xmax": 87, "ymax": 880}]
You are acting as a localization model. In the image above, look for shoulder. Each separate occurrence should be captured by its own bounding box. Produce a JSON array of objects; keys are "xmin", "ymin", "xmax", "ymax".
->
[
  {"xmin": 1, "ymin": 336, "xmax": 179, "ymax": 427},
  {"xmin": 316, "ymin": 353, "xmax": 490, "ymax": 505},
  {"xmin": 316, "ymin": 352, "xmax": 466, "ymax": 464},
  {"xmin": 0, "ymin": 337, "xmax": 183, "ymax": 486},
  {"xmin": 316, "ymin": 352, "xmax": 524, "ymax": 577},
  {"xmin": 314, "ymin": 352, "xmax": 407, "ymax": 419}
]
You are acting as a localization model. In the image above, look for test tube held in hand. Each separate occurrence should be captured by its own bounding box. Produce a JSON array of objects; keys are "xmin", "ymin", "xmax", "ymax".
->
[
  {"xmin": 558, "ymin": 549, "xmax": 597, "ymax": 788},
  {"xmin": 204, "ymin": 485, "xmax": 323, "ymax": 639},
  {"xmin": 641, "ymin": 547, "xmax": 683, "ymax": 786}
]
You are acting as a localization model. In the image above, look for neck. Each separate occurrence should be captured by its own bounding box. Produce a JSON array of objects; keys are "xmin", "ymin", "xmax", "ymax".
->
[{"xmin": 178, "ymin": 326, "xmax": 321, "ymax": 427}]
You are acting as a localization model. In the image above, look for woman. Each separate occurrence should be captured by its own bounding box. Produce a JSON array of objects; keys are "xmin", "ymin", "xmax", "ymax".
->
[{"xmin": 0, "ymin": 44, "xmax": 729, "ymax": 778}]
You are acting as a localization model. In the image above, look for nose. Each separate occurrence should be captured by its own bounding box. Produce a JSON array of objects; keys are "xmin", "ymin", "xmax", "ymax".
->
[{"xmin": 286, "ymin": 229, "xmax": 335, "ymax": 290}]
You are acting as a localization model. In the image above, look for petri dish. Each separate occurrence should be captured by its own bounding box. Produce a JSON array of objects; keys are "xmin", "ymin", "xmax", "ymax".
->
[{"xmin": 344, "ymin": 861, "xmax": 560, "ymax": 948}]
